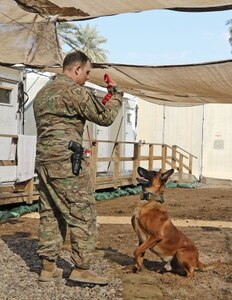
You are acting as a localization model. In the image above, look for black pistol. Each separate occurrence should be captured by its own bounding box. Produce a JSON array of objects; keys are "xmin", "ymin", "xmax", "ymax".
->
[{"xmin": 68, "ymin": 140, "xmax": 84, "ymax": 176}]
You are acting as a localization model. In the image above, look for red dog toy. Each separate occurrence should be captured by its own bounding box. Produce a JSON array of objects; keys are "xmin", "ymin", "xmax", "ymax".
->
[{"xmin": 102, "ymin": 73, "xmax": 113, "ymax": 105}]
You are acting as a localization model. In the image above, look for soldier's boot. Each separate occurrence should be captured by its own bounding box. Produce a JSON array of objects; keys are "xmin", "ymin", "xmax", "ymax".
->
[
  {"xmin": 39, "ymin": 258, "xmax": 63, "ymax": 282},
  {"xmin": 68, "ymin": 268, "xmax": 109, "ymax": 286}
]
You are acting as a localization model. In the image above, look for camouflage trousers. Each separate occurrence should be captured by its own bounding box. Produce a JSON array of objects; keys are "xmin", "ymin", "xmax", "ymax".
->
[{"xmin": 36, "ymin": 159, "xmax": 97, "ymax": 270}]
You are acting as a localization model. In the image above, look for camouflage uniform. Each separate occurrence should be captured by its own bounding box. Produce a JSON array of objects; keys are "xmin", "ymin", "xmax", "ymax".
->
[{"xmin": 33, "ymin": 74, "xmax": 123, "ymax": 269}]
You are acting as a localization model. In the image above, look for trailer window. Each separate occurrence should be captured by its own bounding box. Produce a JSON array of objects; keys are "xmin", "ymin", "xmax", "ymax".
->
[
  {"xmin": 127, "ymin": 113, "xmax": 132, "ymax": 124},
  {"xmin": 0, "ymin": 86, "xmax": 12, "ymax": 104}
]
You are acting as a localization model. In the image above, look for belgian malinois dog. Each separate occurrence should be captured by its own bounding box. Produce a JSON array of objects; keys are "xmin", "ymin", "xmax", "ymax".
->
[{"xmin": 131, "ymin": 167, "xmax": 221, "ymax": 277}]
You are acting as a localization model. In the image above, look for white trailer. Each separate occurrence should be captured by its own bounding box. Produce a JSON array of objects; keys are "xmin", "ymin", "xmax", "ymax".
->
[
  {"xmin": 0, "ymin": 66, "xmax": 22, "ymax": 183},
  {"xmin": 0, "ymin": 66, "xmax": 37, "ymax": 204}
]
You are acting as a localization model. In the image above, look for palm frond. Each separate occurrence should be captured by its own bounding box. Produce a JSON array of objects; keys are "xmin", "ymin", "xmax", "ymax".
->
[{"xmin": 57, "ymin": 22, "xmax": 109, "ymax": 62}]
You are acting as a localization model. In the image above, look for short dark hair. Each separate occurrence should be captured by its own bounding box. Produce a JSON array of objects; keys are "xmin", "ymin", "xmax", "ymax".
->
[{"xmin": 63, "ymin": 50, "xmax": 91, "ymax": 70}]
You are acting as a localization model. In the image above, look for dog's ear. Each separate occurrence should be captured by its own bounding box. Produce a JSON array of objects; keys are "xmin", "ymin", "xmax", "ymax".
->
[
  {"xmin": 160, "ymin": 169, "xmax": 174, "ymax": 182},
  {"xmin": 137, "ymin": 166, "xmax": 146, "ymax": 176}
]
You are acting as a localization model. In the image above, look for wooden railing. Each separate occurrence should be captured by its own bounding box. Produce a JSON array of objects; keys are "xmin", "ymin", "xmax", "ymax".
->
[
  {"xmin": 87, "ymin": 140, "xmax": 197, "ymax": 191},
  {"xmin": 0, "ymin": 136, "xmax": 197, "ymax": 205}
]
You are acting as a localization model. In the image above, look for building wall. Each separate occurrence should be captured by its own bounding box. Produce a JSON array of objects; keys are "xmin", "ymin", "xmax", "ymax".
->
[
  {"xmin": 164, "ymin": 105, "xmax": 203, "ymax": 179},
  {"xmin": 203, "ymin": 104, "xmax": 232, "ymax": 179},
  {"xmin": 137, "ymin": 101, "xmax": 232, "ymax": 180}
]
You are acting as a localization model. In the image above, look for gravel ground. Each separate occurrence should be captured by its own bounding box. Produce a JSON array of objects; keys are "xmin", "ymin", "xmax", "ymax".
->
[
  {"xmin": 1, "ymin": 185, "xmax": 231, "ymax": 300},
  {"xmin": 0, "ymin": 237, "xmax": 123, "ymax": 300}
]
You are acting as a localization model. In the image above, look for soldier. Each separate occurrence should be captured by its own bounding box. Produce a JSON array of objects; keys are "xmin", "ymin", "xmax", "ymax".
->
[{"xmin": 33, "ymin": 50, "xmax": 123, "ymax": 285}]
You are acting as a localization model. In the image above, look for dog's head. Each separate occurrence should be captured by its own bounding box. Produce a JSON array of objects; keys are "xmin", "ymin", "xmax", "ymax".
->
[{"xmin": 137, "ymin": 166, "xmax": 174, "ymax": 197}]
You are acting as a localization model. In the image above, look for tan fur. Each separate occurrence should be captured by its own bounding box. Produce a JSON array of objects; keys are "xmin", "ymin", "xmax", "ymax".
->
[{"xmin": 132, "ymin": 167, "xmax": 221, "ymax": 277}]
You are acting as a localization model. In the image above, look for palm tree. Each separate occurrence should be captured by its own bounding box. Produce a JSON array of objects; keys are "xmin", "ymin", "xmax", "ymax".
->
[{"xmin": 57, "ymin": 22, "xmax": 109, "ymax": 63}]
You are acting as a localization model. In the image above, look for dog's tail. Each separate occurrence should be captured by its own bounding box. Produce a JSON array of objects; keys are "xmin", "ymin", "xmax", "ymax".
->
[{"xmin": 197, "ymin": 259, "xmax": 221, "ymax": 272}]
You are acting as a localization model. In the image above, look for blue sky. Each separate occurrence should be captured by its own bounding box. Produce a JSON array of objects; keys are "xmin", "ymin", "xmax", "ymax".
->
[{"xmin": 78, "ymin": 9, "xmax": 232, "ymax": 66}]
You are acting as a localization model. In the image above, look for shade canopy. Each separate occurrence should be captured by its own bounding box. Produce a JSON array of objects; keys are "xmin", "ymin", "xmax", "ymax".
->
[
  {"xmin": 0, "ymin": 1, "xmax": 232, "ymax": 105},
  {"xmin": 7, "ymin": 1, "xmax": 232, "ymax": 22},
  {"xmin": 89, "ymin": 60, "xmax": 232, "ymax": 106},
  {"xmin": 1, "ymin": 0, "xmax": 232, "ymax": 67}
]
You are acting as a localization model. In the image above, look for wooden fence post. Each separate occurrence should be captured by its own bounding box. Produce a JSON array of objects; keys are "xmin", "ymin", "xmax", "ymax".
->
[
  {"xmin": 172, "ymin": 145, "xmax": 177, "ymax": 170},
  {"xmin": 132, "ymin": 143, "xmax": 141, "ymax": 185},
  {"xmin": 113, "ymin": 143, "xmax": 120, "ymax": 189},
  {"xmin": 162, "ymin": 145, "xmax": 167, "ymax": 172},
  {"xmin": 178, "ymin": 154, "xmax": 184, "ymax": 183},
  {"xmin": 148, "ymin": 144, "xmax": 154, "ymax": 170},
  {"xmin": 25, "ymin": 178, "xmax": 34, "ymax": 204},
  {"xmin": 91, "ymin": 141, "xmax": 98, "ymax": 191},
  {"xmin": 189, "ymin": 154, "xmax": 193, "ymax": 174}
]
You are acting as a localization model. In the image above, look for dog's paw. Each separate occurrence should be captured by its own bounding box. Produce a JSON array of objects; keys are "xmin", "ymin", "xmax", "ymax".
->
[
  {"xmin": 132, "ymin": 265, "xmax": 142, "ymax": 273},
  {"xmin": 132, "ymin": 266, "xmax": 138, "ymax": 273},
  {"xmin": 158, "ymin": 268, "xmax": 168, "ymax": 274}
]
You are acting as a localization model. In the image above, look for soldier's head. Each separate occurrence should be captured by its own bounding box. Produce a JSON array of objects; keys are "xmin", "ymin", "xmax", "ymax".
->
[{"xmin": 63, "ymin": 50, "xmax": 92, "ymax": 86}]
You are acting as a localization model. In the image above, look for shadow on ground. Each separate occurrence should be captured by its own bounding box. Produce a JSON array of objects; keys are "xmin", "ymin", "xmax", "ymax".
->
[{"xmin": 1, "ymin": 235, "xmax": 72, "ymax": 278}]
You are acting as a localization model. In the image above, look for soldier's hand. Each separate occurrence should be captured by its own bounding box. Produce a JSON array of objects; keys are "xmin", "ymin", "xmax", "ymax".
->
[{"xmin": 104, "ymin": 73, "xmax": 117, "ymax": 88}]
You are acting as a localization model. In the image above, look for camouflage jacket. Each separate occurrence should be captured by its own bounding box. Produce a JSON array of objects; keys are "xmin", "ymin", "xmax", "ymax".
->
[{"xmin": 33, "ymin": 74, "xmax": 123, "ymax": 164}]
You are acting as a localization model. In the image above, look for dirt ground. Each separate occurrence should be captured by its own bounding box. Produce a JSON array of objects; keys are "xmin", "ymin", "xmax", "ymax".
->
[{"xmin": 0, "ymin": 185, "xmax": 232, "ymax": 299}]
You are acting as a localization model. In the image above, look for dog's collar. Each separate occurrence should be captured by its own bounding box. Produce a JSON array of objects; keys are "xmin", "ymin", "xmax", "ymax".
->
[{"xmin": 140, "ymin": 191, "xmax": 165, "ymax": 203}]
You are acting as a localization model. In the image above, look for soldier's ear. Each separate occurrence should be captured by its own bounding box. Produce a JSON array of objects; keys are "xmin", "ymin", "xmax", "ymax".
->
[
  {"xmin": 75, "ymin": 65, "xmax": 81, "ymax": 76},
  {"xmin": 75, "ymin": 67, "xmax": 79, "ymax": 76}
]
